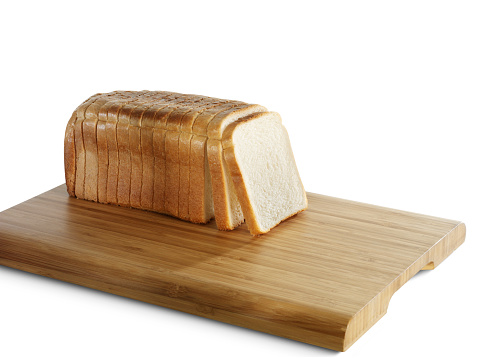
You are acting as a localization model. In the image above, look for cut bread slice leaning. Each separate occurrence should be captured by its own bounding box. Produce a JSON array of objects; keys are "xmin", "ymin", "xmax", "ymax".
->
[
  {"xmin": 206, "ymin": 104, "xmax": 267, "ymax": 230},
  {"xmin": 223, "ymin": 112, "xmax": 307, "ymax": 235}
]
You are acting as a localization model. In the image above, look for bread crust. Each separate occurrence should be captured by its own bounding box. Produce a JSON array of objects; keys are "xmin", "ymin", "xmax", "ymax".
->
[{"xmin": 64, "ymin": 112, "xmax": 78, "ymax": 197}]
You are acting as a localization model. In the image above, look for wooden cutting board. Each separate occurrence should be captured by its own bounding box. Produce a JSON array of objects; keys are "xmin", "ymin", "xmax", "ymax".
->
[{"xmin": 0, "ymin": 184, "xmax": 465, "ymax": 351}]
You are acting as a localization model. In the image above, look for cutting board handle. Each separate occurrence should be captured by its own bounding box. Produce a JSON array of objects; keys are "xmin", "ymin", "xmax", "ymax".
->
[{"xmin": 343, "ymin": 222, "xmax": 465, "ymax": 351}]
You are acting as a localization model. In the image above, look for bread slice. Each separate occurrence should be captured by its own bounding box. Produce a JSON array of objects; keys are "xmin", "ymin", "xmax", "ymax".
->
[
  {"xmin": 73, "ymin": 93, "xmax": 107, "ymax": 199},
  {"xmin": 223, "ymin": 112, "xmax": 307, "ymax": 235},
  {"xmin": 206, "ymin": 104, "xmax": 267, "ymax": 230},
  {"xmin": 140, "ymin": 93, "xmax": 184, "ymax": 210},
  {"xmin": 188, "ymin": 102, "xmax": 246, "ymax": 223},
  {"xmin": 66, "ymin": 93, "xmax": 106, "ymax": 197}
]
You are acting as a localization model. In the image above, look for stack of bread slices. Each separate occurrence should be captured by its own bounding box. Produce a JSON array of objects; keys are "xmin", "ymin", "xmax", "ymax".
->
[{"xmin": 65, "ymin": 91, "xmax": 307, "ymax": 235}]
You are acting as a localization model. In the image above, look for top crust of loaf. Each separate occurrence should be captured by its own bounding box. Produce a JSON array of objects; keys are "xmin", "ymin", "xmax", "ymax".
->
[
  {"xmin": 76, "ymin": 91, "xmax": 253, "ymax": 135},
  {"xmin": 206, "ymin": 104, "xmax": 268, "ymax": 140}
]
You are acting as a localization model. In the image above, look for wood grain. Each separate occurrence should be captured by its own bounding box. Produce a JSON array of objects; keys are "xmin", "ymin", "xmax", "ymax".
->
[{"xmin": 0, "ymin": 185, "xmax": 465, "ymax": 351}]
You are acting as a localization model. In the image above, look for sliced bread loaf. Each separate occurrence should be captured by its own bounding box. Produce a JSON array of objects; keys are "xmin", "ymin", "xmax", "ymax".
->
[{"xmin": 223, "ymin": 112, "xmax": 307, "ymax": 235}]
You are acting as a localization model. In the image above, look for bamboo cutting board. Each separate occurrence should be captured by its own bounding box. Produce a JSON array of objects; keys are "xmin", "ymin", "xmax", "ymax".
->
[{"xmin": 0, "ymin": 185, "xmax": 465, "ymax": 351}]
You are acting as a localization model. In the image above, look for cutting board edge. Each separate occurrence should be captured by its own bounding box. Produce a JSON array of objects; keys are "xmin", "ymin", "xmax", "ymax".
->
[
  {"xmin": 343, "ymin": 221, "xmax": 466, "ymax": 351},
  {"xmin": 0, "ymin": 257, "xmax": 350, "ymax": 351}
]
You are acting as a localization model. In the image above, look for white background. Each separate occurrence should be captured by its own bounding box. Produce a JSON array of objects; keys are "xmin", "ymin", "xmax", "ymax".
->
[{"xmin": 0, "ymin": 1, "xmax": 477, "ymax": 357}]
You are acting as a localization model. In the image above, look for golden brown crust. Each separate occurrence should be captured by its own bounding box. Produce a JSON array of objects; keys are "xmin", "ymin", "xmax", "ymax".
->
[
  {"xmin": 206, "ymin": 104, "xmax": 267, "ymax": 140},
  {"xmin": 64, "ymin": 113, "xmax": 77, "ymax": 197}
]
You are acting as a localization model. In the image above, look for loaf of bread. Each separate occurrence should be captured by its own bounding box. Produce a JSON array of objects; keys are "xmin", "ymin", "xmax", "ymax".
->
[{"xmin": 64, "ymin": 91, "xmax": 307, "ymax": 235}]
